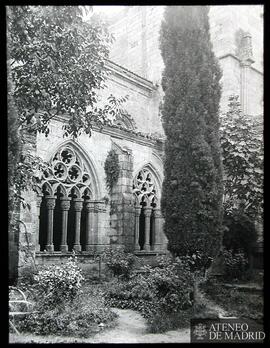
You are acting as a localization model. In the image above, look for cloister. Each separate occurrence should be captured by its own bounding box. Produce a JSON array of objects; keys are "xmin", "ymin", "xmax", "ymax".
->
[{"xmin": 35, "ymin": 144, "xmax": 165, "ymax": 254}]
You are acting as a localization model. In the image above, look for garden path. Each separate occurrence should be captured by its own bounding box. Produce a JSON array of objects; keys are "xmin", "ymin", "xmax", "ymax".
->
[{"xmin": 9, "ymin": 308, "xmax": 191, "ymax": 343}]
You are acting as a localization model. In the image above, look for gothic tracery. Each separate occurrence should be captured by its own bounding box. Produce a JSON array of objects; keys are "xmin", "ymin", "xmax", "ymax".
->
[
  {"xmin": 133, "ymin": 168, "xmax": 162, "ymax": 251},
  {"xmin": 37, "ymin": 145, "xmax": 97, "ymax": 253},
  {"xmin": 42, "ymin": 146, "xmax": 93, "ymax": 199}
]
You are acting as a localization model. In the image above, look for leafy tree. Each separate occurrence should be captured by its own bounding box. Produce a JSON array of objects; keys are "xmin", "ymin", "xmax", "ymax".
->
[
  {"xmin": 160, "ymin": 6, "xmax": 224, "ymax": 270},
  {"xmin": 7, "ymin": 6, "xmax": 128, "ymax": 229},
  {"xmin": 220, "ymin": 95, "xmax": 263, "ymax": 263},
  {"xmin": 222, "ymin": 212, "xmax": 257, "ymax": 259},
  {"xmin": 220, "ymin": 95, "xmax": 263, "ymax": 220}
]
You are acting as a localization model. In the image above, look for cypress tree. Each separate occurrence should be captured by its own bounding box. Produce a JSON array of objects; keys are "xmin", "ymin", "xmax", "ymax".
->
[{"xmin": 160, "ymin": 6, "xmax": 224, "ymax": 268}]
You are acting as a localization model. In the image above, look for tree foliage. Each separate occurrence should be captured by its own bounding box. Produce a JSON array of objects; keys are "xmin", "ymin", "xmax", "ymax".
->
[
  {"xmin": 160, "ymin": 6, "xmax": 224, "ymax": 268},
  {"xmin": 222, "ymin": 212, "xmax": 257, "ymax": 258},
  {"xmin": 7, "ymin": 6, "xmax": 128, "ymax": 230},
  {"xmin": 8, "ymin": 6, "xmax": 128, "ymax": 138},
  {"xmin": 220, "ymin": 95, "xmax": 263, "ymax": 219}
]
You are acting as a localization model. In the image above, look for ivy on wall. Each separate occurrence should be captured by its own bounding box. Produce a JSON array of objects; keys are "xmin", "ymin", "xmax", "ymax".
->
[{"xmin": 104, "ymin": 149, "xmax": 120, "ymax": 194}]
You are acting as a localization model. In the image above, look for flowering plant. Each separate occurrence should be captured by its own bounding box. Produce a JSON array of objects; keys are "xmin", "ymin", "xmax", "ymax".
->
[{"xmin": 34, "ymin": 251, "xmax": 84, "ymax": 309}]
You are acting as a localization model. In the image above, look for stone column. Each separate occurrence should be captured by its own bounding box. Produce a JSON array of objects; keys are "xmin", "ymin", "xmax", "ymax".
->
[
  {"xmin": 45, "ymin": 196, "xmax": 56, "ymax": 252},
  {"xmin": 153, "ymin": 208, "xmax": 162, "ymax": 251},
  {"xmin": 240, "ymin": 33, "xmax": 254, "ymax": 115},
  {"xmin": 93, "ymin": 202, "xmax": 101, "ymax": 251},
  {"xmin": 73, "ymin": 198, "xmax": 83, "ymax": 251},
  {"xmin": 143, "ymin": 207, "xmax": 152, "ymax": 251},
  {"xmin": 35, "ymin": 194, "xmax": 43, "ymax": 251},
  {"xmin": 134, "ymin": 206, "xmax": 141, "ymax": 251},
  {"xmin": 85, "ymin": 200, "xmax": 95, "ymax": 252},
  {"xmin": 59, "ymin": 198, "xmax": 71, "ymax": 252},
  {"xmin": 240, "ymin": 61, "xmax": 251, "ymax": 115}
]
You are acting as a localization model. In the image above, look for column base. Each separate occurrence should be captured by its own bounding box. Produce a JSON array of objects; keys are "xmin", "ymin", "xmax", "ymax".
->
[
  {"xmin": 151, "ymin": 243, "xmax": 163, "ymax": 252},
  {"xmin": 144, "ymin": 244, "xmax": 151, "ymax": 251},
  {"xmin": 73, "ymin": 244, "xmax": 82, "ymax": 252},
  {"xmin": 35, "ymin": 244, "xmax": 41, "ymax": 252},
  {"xmin": 45, "ymin": 244, "xmax": 54, "ymax": 252},
  {"xmin": 134, "ymin": 244, "xmax": 141, "ymax": 251},
  {"xmin": 60, "ymin": 245, "xmax": 68, "ymax": 252}
]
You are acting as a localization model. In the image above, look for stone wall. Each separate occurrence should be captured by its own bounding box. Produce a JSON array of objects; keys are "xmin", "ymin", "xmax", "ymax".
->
[
  {"xmin": 108, "ymin": 5, "xmax": 263, "ymax": 115},
  {"xmin": 16, "ymin": 63, "xmax": 165, "ymax": 274},
  {"xmin": 103, "ymin": 61, "xmax": 164, "ymax": 135},
  {"xmin": 109, "ymin": 6, "xmax": 164, "ymax": 83}
]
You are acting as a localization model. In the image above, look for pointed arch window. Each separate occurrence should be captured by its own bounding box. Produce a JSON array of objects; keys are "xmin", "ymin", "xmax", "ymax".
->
[
  {"xmin": 133, "ymin": 168, "xmax": 160, "ymax": 251},
  {"xmin": 37, "ymin": 145, "xmax": 96, "ymax": 252}
]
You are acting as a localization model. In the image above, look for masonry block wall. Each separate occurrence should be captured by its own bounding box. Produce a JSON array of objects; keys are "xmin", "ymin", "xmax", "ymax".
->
[
  {"xmin": 102, "ymin": 63, "xmax": 164, "ymax": 135},
  {"xmin": 109, "ymin": 5, "xmax": 263, "ymax": 115},
  {"xmin": 14, "ymin": 62, "xmax": 165, "ymax": 274}
]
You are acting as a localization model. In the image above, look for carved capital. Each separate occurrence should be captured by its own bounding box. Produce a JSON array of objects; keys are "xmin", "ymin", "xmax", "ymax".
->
[
  {"xmin": 60, "ymin": 198, "xmax": 71, "ymax": 211},
  {"xmin": 153, "ymin": 209, "xmax": 162, "ymax": 219},
  {"xmin": 73, "ymin": 198, "xmax": 83, "ymax": 212},
  {"xmin": 85, "ymin": 201, "xmax": 95, "ymax": 212},
  {"xmin": 94, "ymin": 201, "xmax": 106, "ymax": 213},
  {"xmin": 46, "ymin": 197, "xmax": 56, "ymax": 210},
  {"xmin": 144, "ymin": 207, "xmax": 152, "ymax": 217},
  {"xmin": 36, "ymin": 194, "xmax": 43, "ymax": 208},
  {"xmin": 135, "ymin": 206, "xmax": 141, "ymax": 216}
]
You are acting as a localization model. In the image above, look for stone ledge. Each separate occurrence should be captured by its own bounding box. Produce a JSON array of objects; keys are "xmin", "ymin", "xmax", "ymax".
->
[
  {"xmin": 105, "ymin": 59, "xmax": 156, "ymax": 93},
  {"xmin": 36, "ymin": 251, "xmax": 98, "ymax": 257},
  {"xmin": 134, "ymin": 250, "xmax": 167, "ymax": 256},
  {"xmin": 218, "ymin": 53, "xmax": 263, "ymax": 75},
  {"xmin": 223, "ymin": 283, "xmax": 263, "ymax": 294}
]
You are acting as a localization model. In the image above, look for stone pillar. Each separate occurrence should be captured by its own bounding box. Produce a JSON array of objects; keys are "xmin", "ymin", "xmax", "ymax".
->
[
  {"xmin": 73, "ymin": 198, "xmax": 83, "ymax": 251},
  {"xmin": 45, "ymin": 196, "xmax": 56, "ymax": 252},
  {"xmin": 35, "ymin": 194, "xmax": 43, "ymax": 251},
  {"xmin": 85, "ymin": 200, "xmax": 95, "ymax": 252},
  {"xmin": 152, "ymin": 208, "xmax": 162, "ymax": 251},
  {"xmin": 143, "ymin": 207, "xmax": 152, "ymax": 251},
  {"xmin": 93, "ymin": 202, "xmax": 101, "ymax": 251},
  {"xmin": 240, "ymin": 32, "xmax": 254, "ymax": 115},
  {"xmin": 240, "ymin": 62, "xmax": 251, "ymax": 115},
  {"xmin": 134, "ymin": 206, "xmax": 141, "ymax": 251},
  {"xmin": 59, "ymin": 198, "xmax": 71, "ymax": 252}
]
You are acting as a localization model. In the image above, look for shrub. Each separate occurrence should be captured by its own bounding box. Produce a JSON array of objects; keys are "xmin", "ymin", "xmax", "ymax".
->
[
  {"xmin": 105, "ymin": 255, "xmax": 194, "ymax": 330},
  {"xmin": 16, "ymin": 284, "xmax": 118, "ymax": 337},
  {"xmin": 102, "ymin": 248, "xmax": 137, "ymax": 279},
  {"xmin": 222, "ymin": 249, "xmax": 248, "ymax": 281},
  {"xmin": 223, "ymin": 212, "xmax": 257, "ymax": 261},
  {"xmin": 141, "ymin": 256, "xmax": 194, "ymax": 312},
  {"xmin": 33, "ymin": 252, "xmax": 85, "ymax": 309},
  {"xmin": 147, "ymin": 308, "xmax": 193, "ymax": 333}
]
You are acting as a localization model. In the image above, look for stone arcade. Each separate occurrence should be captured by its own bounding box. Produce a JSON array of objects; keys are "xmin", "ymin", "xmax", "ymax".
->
[{"xmin": 9, "ymin": 6, "xmax": 263, "ymax": 280}]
